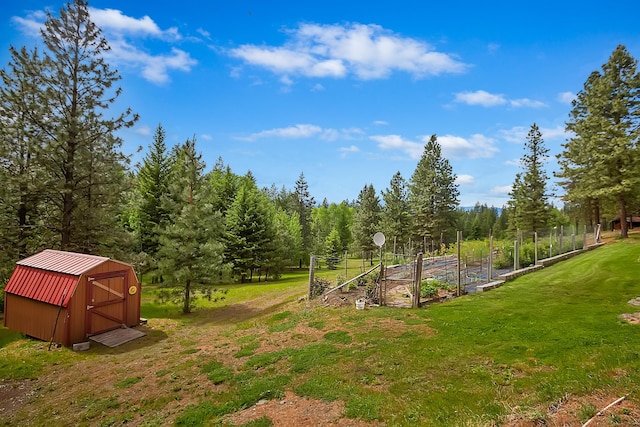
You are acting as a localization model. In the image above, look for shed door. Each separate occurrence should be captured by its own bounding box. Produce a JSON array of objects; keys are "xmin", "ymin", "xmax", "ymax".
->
[{"xmin": 86, "ymin": 271, "xmax": 128, "ymax": 336}]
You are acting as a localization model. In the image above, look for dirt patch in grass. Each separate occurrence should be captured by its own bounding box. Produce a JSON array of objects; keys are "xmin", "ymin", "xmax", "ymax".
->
[
  {"xmin": 504, "ymin": 392, "xmax": 640, "ymax": 426},
  {"xmin": 223, "ymin": 391, "xmax": 381, "ymax": 426},
  {"xmin": 0, "ymin": 380, "xmax": 36, "ymax": 416},
  {"xmin": 618, "ymin": 312, "xmax": 640, "ymax": 325}
]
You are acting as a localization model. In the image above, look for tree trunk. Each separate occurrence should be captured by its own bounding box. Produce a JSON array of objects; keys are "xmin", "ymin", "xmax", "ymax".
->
[
  {"xmin": 618, "ymin": 195, "xmax": 628, "ymax": 238},
  {"xmin": 184, "ymin": 279, "xmax": 191, "ymax": 314},
  {"xmin": 592, "ymin": 199, "xmax": 600, "ymax": 226}
]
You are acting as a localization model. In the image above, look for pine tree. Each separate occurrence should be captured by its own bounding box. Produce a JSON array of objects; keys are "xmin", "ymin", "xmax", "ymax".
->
[
  {"xmin": 15, "ymin": 0, "xmax": 137, "ymax": 250},
  {"xmin": 507, "ymin": 123, "xmax": 551, "ymax": 235},
  {"xmin": 352, "ymin": 184, "xmax": 381, "ymax": 254},
  {"xmin": 224, "ymin": 178, "xmax": 272, "ymax": 282},
  {"xmin": 0, "ymin": 46, "xmax": 47, "ymax": 262},
  {"xmin": 157, "ymin": 138, "xmax": 227, "ymax": 313},
  {"xmin": 208, "ymin": 158, "xmax": 240, "ymax": 216},
  {"xmin": 409, "ymin": 135, "xmax": 459, "ymax": 249},
  {"xmin": 136, "ymin": 124, "xmax": 171, "ymax": 255},
  {"xmin": 292, "ymin": 172, "xmax": 315, "ymax": 262},
  {"xmin": 324, "ymin": 228, "xmax": 342, "ymax": 270},
  {"xmin": 381, "ymin": 171, "xmax": 410, "ymax": 251},
  {"xmin": 558, "ymin": 45, "xmax": 640, "ymax": 238}
]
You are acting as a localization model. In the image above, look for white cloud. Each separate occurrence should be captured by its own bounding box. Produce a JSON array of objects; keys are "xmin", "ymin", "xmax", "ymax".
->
[
  {"xmin": 505, "ymin": 158, "xmax": 522, "ymax": 167},
  {"xmin": 229, "ymin": 23, "xmax": 467, "ymax": 81},
  {"xmin": 500, "ymin": 125, "xmax": 567, "ymax": 143},
  {"xmin": 454, "ymin": 90, "xmax": 506, "ymax": 107},
  {"xmin": 88, "ymin": 8, "xmax": 179, "ymax": 39},
  {"xmin": 200, "ymin": 134, "xmax": 213, "ymax": 141},
  {"xmin": 339, "ymin": 145, "xmax": 360, "ymax": 158},
  {"xmin": 557, "ymin": 91, "xmax": 575, "ymax": 104},
  {"xmin": 243, "ymin": 124, "xmax": 323, "ymax": 141},
  {"xmin": 240, "ymin": 124, "xmax": 364, "ymax": 142},
  {"xmin": 509, "ymin": 98, "xmax": 546, "ymax": 108},
  {"xmin": 455, "ymin": 174, "xmax": 475, "ymax": 186},
  {"xmin": 454, "ymin": 90, "xmax": 545, "ymax": 108},
  {"xmin": 373, "ymin": 120, "xmax": 388, "ymax": 126},
  {"xmin": 11, "ymin": 12, "xmax": 46, "ymax": 36},
  {"xmin": 491, "ymin": 185, "xmax": 512, "ymax": 195},
  {"xmin": 280, "ymin": 75, "xmax": 294, "ymax": 86},
  {"xmin": 13, "ymin": 6, "xmax": 196, "ymax": 84},
  {"xmin": 437, "ymin": 134, "xmax": 499, "ymax": 159},
  {"xmin": 370, "ymin": 134, "xmax": 423, "ymax": 159},
  {"xmin": 311, "ymin": 83, "xmax": 325, "ymax": 91},
  {"xmin": 197, "ymin": 28, "xmax": 211, "ymax": 39},
  {"xmin": 500, "ymin": 126, "xmax": 528, "ymax": 143}
]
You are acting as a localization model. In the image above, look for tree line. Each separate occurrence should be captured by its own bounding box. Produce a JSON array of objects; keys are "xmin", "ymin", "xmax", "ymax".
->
[{"xmin": 2, "ymin": 1, "xmax": 640, "ymax": 311}]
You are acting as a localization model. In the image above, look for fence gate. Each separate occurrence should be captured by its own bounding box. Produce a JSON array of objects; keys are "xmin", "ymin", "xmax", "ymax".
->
[{"xmin": 85, "ymin": 271, "xmax": 128, "ymax": 336}]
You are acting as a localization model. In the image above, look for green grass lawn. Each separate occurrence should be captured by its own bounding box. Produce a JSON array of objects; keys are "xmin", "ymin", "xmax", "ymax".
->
[{"xmin": 1, "ymin": 240, "xmax": 639, "ymax": 426}]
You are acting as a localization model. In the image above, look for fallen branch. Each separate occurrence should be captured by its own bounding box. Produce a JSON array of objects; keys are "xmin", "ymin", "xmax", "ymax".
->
[{"xmin": 581, "ymin": 395, "xmax": 626, "ymax": 427}]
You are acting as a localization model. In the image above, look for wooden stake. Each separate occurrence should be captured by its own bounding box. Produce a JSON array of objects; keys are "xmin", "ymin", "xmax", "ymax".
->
[{"xmin": 582, "ymin": 395, "xmax": 626, "ymax": 427}]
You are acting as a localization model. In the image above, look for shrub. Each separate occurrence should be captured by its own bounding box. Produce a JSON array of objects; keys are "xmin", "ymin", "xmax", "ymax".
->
[
  {"xmin": 310, "ymin": 277, "xmax": 331, "ymax": 298},
  {"xmin": 420, "ymin": 280, "xmax": 439, "ymax": 298}
]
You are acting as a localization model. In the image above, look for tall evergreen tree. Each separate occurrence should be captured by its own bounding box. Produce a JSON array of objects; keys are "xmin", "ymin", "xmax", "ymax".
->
[
  {"xmin": 292, "ymin": 172, "xmax": 315, "ymax": 262},
  {"xmin": 208, "ymin": 158, "xmax": 240, "ymax": 216},
  {"xmin": 16, "ymin": 0, "xmax": 137, "ymax": 251},
  {"xmin": 507, "ymin": 123, "xmax": 551, "ymax": 235},
  {"xmin": 408, "ymin": 135, "xmax": 459, "ymax": 249},
  {"xmin": 381, "ymin": 171, "xmax": 410, "ymax": 250},
  {"xmin": 558, "ymin": 45, "xmax": 640, "ymax": 238},
  {"xmin": 157, "ymin": 138, "xmax": 227, "ymax": 314},
  {"xmin": 352, "ymin": 184, "xmax": 381, "ymax": 254},
  {"xmin": 135, "ymin": 124, "xmax": 171, "ymax": 255},
  {"xmin": 224, "ymin": 177, "xmax": 272, "ymax": 282},
  {"xmin": 0, "ymin": 46, "xmax": 47, "ymax": 263}
]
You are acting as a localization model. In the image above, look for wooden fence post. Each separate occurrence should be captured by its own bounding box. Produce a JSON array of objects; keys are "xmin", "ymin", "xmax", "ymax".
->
[
  {"xmin": 308, "ymin": 255, "xmax": 315, "ymax": 299},
  {"xmin": 412, "ymin": 252, "xmax": 423, "ymax": 308},
  {"xmin": 457, "ymin": 231, "xmax": 462, "ymax": 296}
]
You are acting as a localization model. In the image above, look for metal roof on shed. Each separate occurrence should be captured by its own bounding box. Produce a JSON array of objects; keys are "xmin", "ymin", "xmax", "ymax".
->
[
  {"xmin": 17, "ymin": 249, "xmax": 109, "ymax": 275},
  {"xmin": 5, "ymin": 265, "xmax": 77, "ymax": 307}
]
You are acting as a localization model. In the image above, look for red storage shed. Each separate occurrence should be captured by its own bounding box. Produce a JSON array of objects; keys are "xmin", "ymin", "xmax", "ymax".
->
[{"xmin": 3, "ymin": 250, "xmax": 141, "ymax": 346}]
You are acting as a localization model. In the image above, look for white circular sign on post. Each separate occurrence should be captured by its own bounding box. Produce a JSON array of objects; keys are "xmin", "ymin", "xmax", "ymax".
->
[{"xmin": 373, "ymin": 232, "xmax": 386, "ymax": 247}]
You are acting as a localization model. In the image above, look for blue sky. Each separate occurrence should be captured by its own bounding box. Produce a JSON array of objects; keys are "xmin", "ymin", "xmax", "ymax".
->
[{"xmin": 2, "ymin": 1, "xmax": 640, "ymax": 207}]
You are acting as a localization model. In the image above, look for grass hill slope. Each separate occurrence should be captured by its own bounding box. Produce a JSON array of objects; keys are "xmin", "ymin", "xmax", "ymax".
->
[{"xmin": 1, "ymin": 238, "xmax": 640, "ymax": 426}]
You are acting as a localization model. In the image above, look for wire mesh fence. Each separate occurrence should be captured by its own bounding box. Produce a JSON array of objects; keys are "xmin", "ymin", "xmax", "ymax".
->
[{"xmin": 382, "ymin": 224, "xmax": 601, "ymax": 295}]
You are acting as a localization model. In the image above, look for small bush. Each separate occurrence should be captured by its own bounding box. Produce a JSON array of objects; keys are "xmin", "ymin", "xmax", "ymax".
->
[
  {"xmin": 420, "ymin": 280, "xmax": 439, "ymax": 298},
  {"xmin": 310, "ymin": 277, "xmax": 331, "ymax": 298}
]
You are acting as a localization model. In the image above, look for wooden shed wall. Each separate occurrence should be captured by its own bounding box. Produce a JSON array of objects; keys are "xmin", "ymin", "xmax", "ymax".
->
[
  {"xmin": 4, "ymin": 294, "xmax": 69, "ymax": 345},
  {"xmin": 4, "ymin": 259, "xmax": 140, "ymax": 346}
]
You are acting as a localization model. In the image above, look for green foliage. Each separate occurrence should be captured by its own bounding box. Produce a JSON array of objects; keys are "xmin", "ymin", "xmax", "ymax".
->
[
  {"xmin": 324, "ymin": 228, "xmax": 342, "ymax": 270},
  {"xmin": 558, "ymin": 45, "xmax": 640, "ymax": 237},
  {"xmin": 409, "ymin": 135, "xmax": 459, "ymax": 244},
  {"xmin": 420, "ymin": 280, "xmax": 439, "ymax": 298},
  {"xmin": 507, "ymin": 123, "xmax": 551, "ymax": 234},
  {"xmin": 134, "ymin": 124, "xmax": 171, "ymax": 257},
  {"xmin": 352, "ymin": 184, "xmax": 382, "ymax": 253},
  {"xmin": 292, "ymin": 173, "xmax": 315, "ymax": 258},
  {"xmin": 457, "ymin": 204, "xmax": 503, "ymax": 240},
  {"xmin": 224, "ymin": 178, "xmax": 273, "ymax": 282},
  {"xmin": 309, "ymin": 277, "xmax": 332, "ymax": 298},
  {"xmin": 0, "ymin": 0, "xmax": 137, "ymax": 255},
  {"xmin": 381, "ymin": 171, "xmax": 410, "ymax": 246},
  {"xmin": 157, "ymin": 138, "xmax": 228, "ymax": 313}
]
